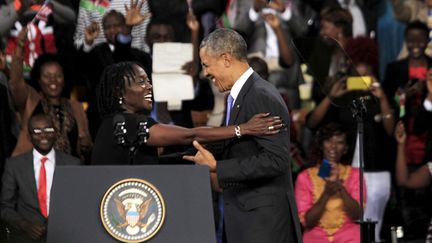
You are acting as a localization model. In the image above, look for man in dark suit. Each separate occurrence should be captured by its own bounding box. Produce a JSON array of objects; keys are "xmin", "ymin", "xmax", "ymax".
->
[
  {"xmin": 0, "ymin": 113, "xmax": 80, "ymax": 243},
  {"xmin": 184, "ymin": 28, "xmax": 302, "ymax": 243}
]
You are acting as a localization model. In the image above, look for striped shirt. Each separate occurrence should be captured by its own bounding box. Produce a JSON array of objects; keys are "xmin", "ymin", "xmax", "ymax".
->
[{"xmin": 73, "ymin": 0, "xmax": 150, "ymax": 52}]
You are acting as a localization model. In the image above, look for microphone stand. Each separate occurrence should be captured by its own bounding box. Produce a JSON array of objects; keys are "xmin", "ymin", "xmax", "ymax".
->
[
  {"xmin": 128, "ymin": 118, "xmax": 149, "ymax": 165},
  {"xmin": 128, "ymin": 146, "xmax": 136, "ymax": 165},
  {"xmin": 351, "ymin": 97, "xmax": 376, "ymax": 243}
]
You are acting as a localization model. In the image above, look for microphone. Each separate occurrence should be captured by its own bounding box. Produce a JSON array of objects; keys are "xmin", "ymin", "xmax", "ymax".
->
[
  {"xmin": 113, "ymin": 114, "xmax": 127, "ymax": 145},
  {"xmin": 136, "ymin": 114, "xmax": 149, "ymax": 145}
]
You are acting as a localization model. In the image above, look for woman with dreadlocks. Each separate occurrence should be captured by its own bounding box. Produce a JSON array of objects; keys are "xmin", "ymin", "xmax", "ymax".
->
[{"xmin": 91, "ymin": 61, "xmax": 284, "ymax": 165}]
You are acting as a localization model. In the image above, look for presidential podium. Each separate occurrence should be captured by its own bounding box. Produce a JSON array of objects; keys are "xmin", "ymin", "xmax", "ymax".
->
[{"xmin": 47, "ymin": 165, "xmax": 216, "ymax": 243}]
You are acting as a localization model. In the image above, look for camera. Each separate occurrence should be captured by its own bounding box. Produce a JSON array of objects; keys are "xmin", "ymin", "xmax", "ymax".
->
[{"xmin": 346, "ymin": 76, "xmax": 372, "ymax": 91}]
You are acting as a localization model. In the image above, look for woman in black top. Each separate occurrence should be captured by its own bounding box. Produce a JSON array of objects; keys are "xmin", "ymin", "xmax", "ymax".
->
[{"xmin": 92, "ymin": 61, "xmax": 283, "ymax": 165}]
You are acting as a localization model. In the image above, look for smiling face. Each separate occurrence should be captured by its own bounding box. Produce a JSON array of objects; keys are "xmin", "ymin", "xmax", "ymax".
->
[
  {"xmin": 121, "ymin": 64, "xmax": 153, "ymax": 113},
  {"xmin": 39, "ymin": 62, "xmax": 64, "ymax": 99},
  {"xmin": 406, "ymin": 28, "xmax": 428, "ymax": 59},
  {"xmin": 322, "ymin": 133, "xmax": 348, "ymax": 163},
  {"xmin": 320, "ymin": 20, "xmax": 341, "ymax": 42},
  {"xmin": 103, "ymin": 13, "xmax": 125, "ymax": 44},
  {"xmin": 200, "ymin": 47, "xmax": 233, "ymax": 93},
  {"xmin": 147, "ymin": 24, "xmax": 175, "ymax": 47},
  {"xmin": 29, "ymin": 115, "xmax": 56, "ymax": 155}
]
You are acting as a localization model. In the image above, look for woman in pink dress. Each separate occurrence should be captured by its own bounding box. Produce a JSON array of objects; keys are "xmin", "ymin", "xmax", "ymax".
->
[{"xmin": 295, "ymin": 123, "xmax": 366, "ymax": 242}]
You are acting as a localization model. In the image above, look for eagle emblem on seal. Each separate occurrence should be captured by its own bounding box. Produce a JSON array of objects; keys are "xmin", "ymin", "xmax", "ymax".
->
[{"xmin": 101, "ymin": 179, "xmax": 165, "ymax": 242}]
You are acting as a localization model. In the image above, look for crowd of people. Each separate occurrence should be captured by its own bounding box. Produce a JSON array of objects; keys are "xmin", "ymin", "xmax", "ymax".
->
[{"xmin": 0, "ymin": 0, "xmax": 432, "ymax": 242}]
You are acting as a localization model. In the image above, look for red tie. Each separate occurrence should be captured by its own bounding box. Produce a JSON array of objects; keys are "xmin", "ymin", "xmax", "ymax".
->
[{"xmin": 38, "ymin": 157, "xmax": 48, "ymax": 218}]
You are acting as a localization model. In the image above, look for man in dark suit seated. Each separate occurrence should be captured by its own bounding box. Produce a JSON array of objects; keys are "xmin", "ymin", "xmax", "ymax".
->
[
  {"xmin": 184, "ymin": 28, "xmax": 302, "ymax": 243},
  {"xmin": 0, "ymin": 113, "xmax": 80, "ymax": 243}
]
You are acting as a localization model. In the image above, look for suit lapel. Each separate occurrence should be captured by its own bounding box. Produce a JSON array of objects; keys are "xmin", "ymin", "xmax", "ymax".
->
[
  {"xmin": 55, "ymin": 150, "xmax": 64, "ymax": 166},
  {"xmin": 23, "ymin": 153, "xmax": 39, "ymax": 205},
  {"xmin": 228, "ymin": 72, "xmax": 257, "ymax": 125}
]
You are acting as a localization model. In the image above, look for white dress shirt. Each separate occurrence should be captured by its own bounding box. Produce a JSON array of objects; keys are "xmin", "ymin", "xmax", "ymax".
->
[
  {"xmin": 248, "ymin": 6, "xmax": 292, "ymax": 59},
  {"xmin": 230, "ymin": 67, "xmax": 254, "ymax": 103},
  {"xmin": 338, "ymin": 0, "xmax": 367, "ymax": 37},
  {"xmin": 33, "ymin": 149, "xmax": 56, "ymax": 214}
]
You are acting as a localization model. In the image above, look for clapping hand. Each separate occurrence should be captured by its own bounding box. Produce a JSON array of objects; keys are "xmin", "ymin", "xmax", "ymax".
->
[
  {"xmin": 125, "ymin": 0, "xmax": 151, "ymax": 28},
  {"xmin": 253, "ymin": 0, "xmax": 267, "ymax": 12},
  {"xmin": 268, "ymin": 0, "xmax": 286, "ymax": 12},
  {"xmin": 14, "ymin": 26, "xmax": 28, "ymax": 55},
  {"xmin": 327, "ymin": 161, "xmax": 339, "ymax": 182},
  {"xmin": 323, "ymin": 180, "xmax": 342, "ymax": 196},
  {"xmin": 17, "ymin": 26, "xmax": 28, "ymax": 45},
  {"xmin": 84, "ymin": 21, "xmax": 100, "ymax": 45},
  {"xmin": 183, "ymin": 141, "xmax": 217, "ymax": 172},
  {"xmin": 186, "ymin": 10, "xmax": 199, "ymax": 33},
  {"xmin": 323, "ymin": 161, "xmax": 341, "ymax": 196},
  {"xmin": 263, "ymin": 13, "xmax": 280, "ymax": 30},
  {"xmin": 394, "ymin": 121, "xmax": 406, "ymax": 145}
]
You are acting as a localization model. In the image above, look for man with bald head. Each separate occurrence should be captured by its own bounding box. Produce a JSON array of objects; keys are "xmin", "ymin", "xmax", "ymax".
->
[{"xmin": 184, "ymin": 28, "xmax": 302, "ymax": 243}]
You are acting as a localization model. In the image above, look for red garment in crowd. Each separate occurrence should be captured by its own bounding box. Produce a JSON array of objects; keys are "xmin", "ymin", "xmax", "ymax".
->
[
  {"xmin": 5, "ymin": 3, "xmax": 56, "ymax": 72},
  {"xmin": 404, "ymin": 66, "xmax": 428, "ymax": 165}
]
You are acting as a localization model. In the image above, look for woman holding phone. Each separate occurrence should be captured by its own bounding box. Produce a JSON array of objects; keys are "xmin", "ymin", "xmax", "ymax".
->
[{"xmin": 295, "ymin": 123, "xmax": 365, "ymax": 243}]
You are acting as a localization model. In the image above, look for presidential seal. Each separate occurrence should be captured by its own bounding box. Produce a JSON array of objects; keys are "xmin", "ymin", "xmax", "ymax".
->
[{"xmin": 100, "ymin": 178, "xmax": 165, "ymax": 242}]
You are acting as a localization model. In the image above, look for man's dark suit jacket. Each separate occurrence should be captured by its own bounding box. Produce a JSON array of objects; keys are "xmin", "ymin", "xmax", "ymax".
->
[
  {"xmin": 0, "ymin": 150, "xmax": 80, "ymax": 243},
  {"xmin": 216, "ymin": 72, "xmax": 302, "ymax": 243}
]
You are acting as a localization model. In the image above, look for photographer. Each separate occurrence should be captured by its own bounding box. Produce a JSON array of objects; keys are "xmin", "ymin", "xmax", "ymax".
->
[{"xmin": 306, "ymin": 37, "xmax": 395, "ymax": 242}]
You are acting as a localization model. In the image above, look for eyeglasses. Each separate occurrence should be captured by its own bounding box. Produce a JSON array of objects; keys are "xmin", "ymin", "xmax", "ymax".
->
[{"xmin": 31, "ymin": 127, "xmax": 55, "ymax": 134}]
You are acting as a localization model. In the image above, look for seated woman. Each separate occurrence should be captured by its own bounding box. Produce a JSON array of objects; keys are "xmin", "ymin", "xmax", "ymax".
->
[
  {"xmin": 306, "ymin": 37, "xmax": 394, "ymax": 242},
  {"xmin": 295, "ymin": 123, "xmax": 365, "ymax": 243},
  {"xmin": 9, "ymin": 27, "xmax": 92, "ymax": 160},
  {"xmin": 92, "ymin": 61, "xmax": 283, "ymax": 165}
]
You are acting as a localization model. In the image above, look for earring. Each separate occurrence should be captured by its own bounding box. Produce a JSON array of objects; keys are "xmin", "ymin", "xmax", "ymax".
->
[{"xmin": 119, "ymin": 97, "xmax": 123, "ymax": 105}]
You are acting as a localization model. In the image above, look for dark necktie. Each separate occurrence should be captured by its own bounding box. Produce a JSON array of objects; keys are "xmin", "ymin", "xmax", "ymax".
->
[{"xmin": 38, "ymin": 156, "xmax": 48, "ymax": 218}]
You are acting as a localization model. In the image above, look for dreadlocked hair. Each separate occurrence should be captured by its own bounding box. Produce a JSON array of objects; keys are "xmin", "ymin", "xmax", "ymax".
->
[{"xmin": 97, "ymin": 62, "xmax": 137, "ymax": 117}]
